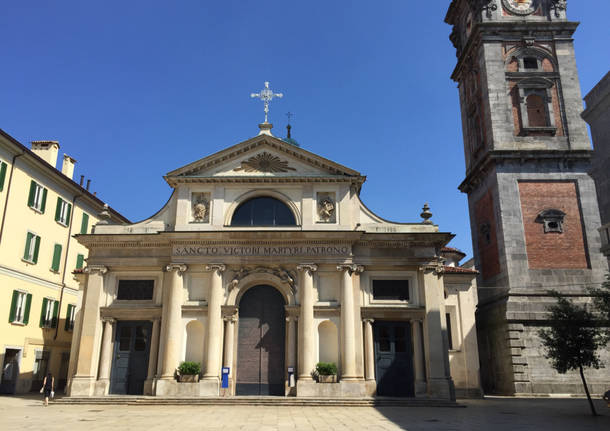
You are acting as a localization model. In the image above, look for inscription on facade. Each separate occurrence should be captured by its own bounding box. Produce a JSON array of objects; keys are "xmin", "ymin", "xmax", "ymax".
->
[{"xmin": 173, "ymin": 245, "xmax": 351, "ymax": 257}]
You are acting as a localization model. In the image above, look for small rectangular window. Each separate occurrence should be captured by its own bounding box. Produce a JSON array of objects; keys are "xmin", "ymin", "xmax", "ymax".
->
[
  {"xmin": 523, "ymin": 57, "xmax": 538, "ymax": 69},
  {"xmin": 39, "ymin": 298, "xmax": 59, "ymax": 328},
  {"xmin": 446, "ymin": 313, "xmax": 454, "ymax": 350},
  {"xmin": 64, "ymin": 304, "xmax": 76, "ymax": 331},
  {"xmin": 9, "ymin": 290, "xmax": 32, "ymax": 324},
  {"xmin": 372, "ymin": 279, "xmax": 409, "ymax": 301},
  {"xmin": 27, "ymin": 181, "xmax": 47, "ymax": 213},
  {"xmin": 55, "ymin": 198, "xmax": 72, "ymax": 226},
  {"xmin": 117, "ymin": 280, "xmax": 154, "ymax": 300},
  {"xmin": 80, "ymin": 213, "xmax": 89, "ymax": 234},
  {"xmin": 51, "ymin": 244, "xmax": 62, "ymax": 272},
  {"xmin": 23, "ymin": 232, "xmax": 41, "ymax": 263}
]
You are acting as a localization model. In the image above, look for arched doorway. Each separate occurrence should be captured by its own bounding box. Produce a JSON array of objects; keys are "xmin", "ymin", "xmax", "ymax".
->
[{"xmin": 236, "ymin": 285, "xmax": 285, "ymax": 395}]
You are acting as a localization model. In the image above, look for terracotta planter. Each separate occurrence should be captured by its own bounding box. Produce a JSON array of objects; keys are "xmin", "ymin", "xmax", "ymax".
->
[
  {"xmin": 317, "ymin": 374, "xmax": 337, "ymax": 383},
  {"xmin": 179, "ymin": 374, "xmax": 200, "ymax": 383}
]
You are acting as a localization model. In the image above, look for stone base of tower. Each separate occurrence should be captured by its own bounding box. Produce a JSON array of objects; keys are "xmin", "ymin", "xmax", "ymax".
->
[{"xmin": 477, "ymin": 295, "xmax": 610, "ymax": 396}]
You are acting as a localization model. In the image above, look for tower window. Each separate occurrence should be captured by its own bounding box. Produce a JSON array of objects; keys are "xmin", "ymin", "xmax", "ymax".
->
[
  {"xmin": 536, "ymin": 209, "xmax": 566, "ymax": 233},
  {"xmin": 523, "ymin": 57, "xmax": 538, "ymax": 70},
  {"xmin": 480, "ymin": 223, "xmax": 491, "ymax": 245},
  {"xmin": 526, "ymin": 94, "xmax": 548, "ymax": 127}
]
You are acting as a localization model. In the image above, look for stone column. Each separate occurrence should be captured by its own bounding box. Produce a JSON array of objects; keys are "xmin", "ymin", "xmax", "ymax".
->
[
  {"xmin": 97, "ymin": 318, "xmax": 115, "ymax": 381},
  {"xmin": 204, "ymin": 264, "xmax": 226, "ymax": 380},
  {"xmin": 160, "ymin": 263, "xmax": 187, "ymax": 379},
  {"xmin": 363, "ymin": 318, "xmax": 375, "ymax": 381},
  {"xmin": 297, "ymin": 264, "xmax": 317, "ymax": 380},
  {"xmin": 337, "ymin": 264, "xmax": 364, "ymax": 381},
  {"xmin": 286, "ymin": 315, "xmax": 298, "ymax": 371},
  {"xmin": 71, "ymin": 265, "xmax": 108, "ymax": 396},
  {"xmin": 421, "ymin": 264, "xmax": 454, "ymax": 400},
  {"xmin": 147, "ymin": 318, "xmax": 161, "ymax": 381},
  {"xmin": 411, "ymin": 319, "xmax": 426, "ymax": 395},
  {"xmin": 223, "ymin": 314, "xmax": 236, "ymax": 373}
]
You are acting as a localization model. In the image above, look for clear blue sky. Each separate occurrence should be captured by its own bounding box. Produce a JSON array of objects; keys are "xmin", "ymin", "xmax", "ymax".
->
[{"xmin": 2, "ymin": 1, "xmax": 609, "ymax": 259}]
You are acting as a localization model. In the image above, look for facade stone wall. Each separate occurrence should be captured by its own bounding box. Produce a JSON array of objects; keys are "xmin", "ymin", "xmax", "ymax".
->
[
  {"xmin": 517, "ymin": 181, "xmax": 588, "ymax": 270},
  {"xmin": 474, "ymin": 190, "xmax": 501, "ymax": 280}
]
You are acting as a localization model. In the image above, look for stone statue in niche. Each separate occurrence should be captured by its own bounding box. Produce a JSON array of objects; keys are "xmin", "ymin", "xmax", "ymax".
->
[
  {"xmin": 317, "ymin": 194, "xmax": 336, "ymax": 223},
  {"xmin": 191, "ymin": 193, "xmax": 210, "ymax": 223}
]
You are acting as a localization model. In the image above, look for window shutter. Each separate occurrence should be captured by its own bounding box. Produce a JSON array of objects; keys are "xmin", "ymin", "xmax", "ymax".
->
[
  {"xmin": 80, "ymin": 213, "xmax": 89, "ymax": 234},
  {"xmin": 76, "ymin": 254, "xmax": 84, "ymax": 269},
  {"xmin": 40, "ymin": 297, "xmax": 48, "ymax": 327},
  {"xmin": 65, "ymin": 203, "xmax": 72, "ymax": 226},
  {"xmin": 23, "ymin": 293, "xmax": 32, "ymax": 325},
  {"xmin": 23, "ymin": 232, "xmax": 33, "ymax": 260},
  {"xmin": 8, "ymin": 290, "xmax": 18, "ymax": 323},
  {"xmin": 52, "ymin": 301, "xmax": 59, "ymax": 328},
  {"xmin": 40, "ymin": 188, "xmax": 47, "ymax": 213},
  {"xmin": 32, "ymin": 235, "xmax": 41, "ymax": 264},
  {"xmin": 0, "ymin": 162, "xmax": 7, "ymax": 191},
  {"xmin": 51, "ymin": 244, "xmax": 62, "ymax": 272},
  {"xmin": 55, "ymin": 198, "xmax": 62, "ymax": 222},
  {"xmin": 64, "ymin": 304, "xmax": 71, "ymax": 330},
  {"xmin": 28, "ymin": 180, "xmax": 36, "ymax": 207}
]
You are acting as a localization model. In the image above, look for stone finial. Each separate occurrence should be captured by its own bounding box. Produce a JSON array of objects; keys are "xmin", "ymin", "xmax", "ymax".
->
[
  {"xmin": 420, "ymin": 203, "xmax": 433, "ymax": 224},
  {"xmin": 97, "ymin": 204, "xmax": 112, "ymax": 225}
]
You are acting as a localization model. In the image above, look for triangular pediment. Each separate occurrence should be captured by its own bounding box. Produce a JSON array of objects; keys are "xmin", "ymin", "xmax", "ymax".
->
[{"xmin": 165, "ymin": 135, "xmax": 364, "ymax": 186}]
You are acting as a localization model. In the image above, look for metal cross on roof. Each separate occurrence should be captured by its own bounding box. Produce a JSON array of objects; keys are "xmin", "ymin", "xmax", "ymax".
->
[{"xmin": 250, "ymin": 81, "xmax": 283, "ymax": 123}]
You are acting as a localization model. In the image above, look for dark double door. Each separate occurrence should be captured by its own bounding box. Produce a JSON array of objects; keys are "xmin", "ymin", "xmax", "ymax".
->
[
  {"xmin": 374, "ymin": 321, "xmax": 415, "ymax": 397},
  {"xmin": 236, "ymin": 285, "xmax": 285, "ymax": 395},
  {"xmin": 110, "ymin": 321, "xmax": 152, "ymax": 395}
]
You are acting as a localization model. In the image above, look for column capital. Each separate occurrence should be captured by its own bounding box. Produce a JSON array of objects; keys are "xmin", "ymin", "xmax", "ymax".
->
[
  {"xmin": 84, "ymin": 265, "xmax": 108, "ymax": 275},
  {"xmin": 362, "ymin": 318, "xmax": 374, "ymax": 324},
  {"xmin": 165, "ymin": 263, "xmax": 188, "ymax": 275},
  {"xmin": 206, "ymin": 263, "xmax": 226, "ymax": 274},
  {"xmin": 297, "ymin": 263, "xmax": 318, "ymax": 275},
  {"xmin": 101, "ymin": 317, "xmax": 115, "ymax": 324},
  {"xmin": 418, "ymin": 262, "xmax": 444, "ymax": 276},
  {"xmin": 336, "ymin": 264, "xmax": 364, "ymax": 275}
]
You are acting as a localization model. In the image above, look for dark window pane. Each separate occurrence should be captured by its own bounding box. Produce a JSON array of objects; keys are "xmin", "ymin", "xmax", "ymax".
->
[
  {"xmin": 446, "ymin": 313, "xmax": 454, "ymax": 350},
  {"xmin": 523, "ymin": 57, "xmax": 538, "ymax": 69},
  {"xmin": 117, "ymin": 280, "xmax": 154, "ymax": 300},
  {"xmin": 231, "ymin": 197, "xmax": 296, "ymax": 226},
  {"xmin": 134, "ymin": 326, "xmax": 148, "ymax": 351},
  {"xmin": 372, "ymin": 280, "xmax": 409, "ymax": 301},
  {"xmin": 378, "ymin": 326, "xmax": 391, "ymax": 352},
  {"xmin": 394, "ymin": 326, "xmax": 407, "ymax": 352},
  {"xmin": 119, "ymin": 326, "xmax": 131, "ymax": 351}
]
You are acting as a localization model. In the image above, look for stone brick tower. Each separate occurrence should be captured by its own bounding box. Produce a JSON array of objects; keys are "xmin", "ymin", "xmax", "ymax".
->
[{"xmin": 445, "ymin": 0, "xmax": 610, "ymax": 395}]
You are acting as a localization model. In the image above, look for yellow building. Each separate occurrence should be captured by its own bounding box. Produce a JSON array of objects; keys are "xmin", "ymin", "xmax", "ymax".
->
[{"xmin": 0, "ymin": 129, "xmax": 128, "ymax": 394}]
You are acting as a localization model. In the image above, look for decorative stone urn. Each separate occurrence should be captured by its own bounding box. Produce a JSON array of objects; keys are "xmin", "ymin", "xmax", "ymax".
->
[
  {"xmin": 317, "ymin": 374, "xmax": 337, "ymax": 383},
  {"xmin": 179, "ymin": 374, "xmax": 200, "ymax": 383}
]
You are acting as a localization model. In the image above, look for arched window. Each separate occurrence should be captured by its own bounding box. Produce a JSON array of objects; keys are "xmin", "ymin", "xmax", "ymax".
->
[{"xmin": 231, "ymin": 197, "xmax": 296, "ymax": 226}]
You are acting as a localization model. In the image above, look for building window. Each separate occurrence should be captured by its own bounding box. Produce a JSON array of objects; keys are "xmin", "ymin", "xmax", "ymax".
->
[
  {"xmin": 76, "ymin": 253, "xmax": 85, "ymax": 269},
  {"xmin": 515, "ymin": 78, "xmax": 557, "ymax": 135},
  {"xmin": 446, "ymin": 313, "xmax": 454, "ymax": 349},
  {"xmin": 27, "ymin": 180, "xmax": 47, "ymax": 213},
  {"xmin": 0, "ymin": 160, "xmax": 7, "ymax": 191},
  {"xmin": 80, "ymin": 213, "xmax": 89, "ymax": 234},
  {"xmin": 9, "ymin": 290, "xmax": 32, "ymax": 324},
  {"xmin": 479, "ymin": 223, "xmax": 491, "ymax": 245},
  {"xmin": 372, "ymin": 279, "xmax": 409, "ymax": 301},
  {"xmin": 23, "ymin": 232, "xmax": 41, "ymax": 263},
  {"xmin": 231, "ymin": 197, "xmax": 296, "ymax": 226},
  {"xmin": 55, "ymin": 198, "xmax": 72, "ymax": 226},
  {"xmin": 536, "ymin": 209, "xmax": 566, "ymax": 233},
  {"xmin": 39, "ymin": 298, "xmax": 59, "ymax": 328},
  {"xmin": 117, "ymin": 280, "xmax": 154, "ymax": 300},
  {"xmin": 50, "ymin": 243, "xmax": 62, "ymax": 272},
  {"xmin": 526, "ymin": 94, "xmax": 548, "ymax": 127},
  {"xmin": 33, "ymin": 350, "xmax": 50, "ymax": 383},
  {"xmin": 65, "ymin": 304, "xmax": 76, "ymax": 331},
  {"xmin": 523, "ymin": 57, "xmax": 538, "ymax": 70}
]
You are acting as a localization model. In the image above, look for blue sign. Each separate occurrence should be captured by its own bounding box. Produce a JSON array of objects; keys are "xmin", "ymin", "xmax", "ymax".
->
[{"xmin": 221, "ymin": 367, "xmax": 230, "ymax": 388}]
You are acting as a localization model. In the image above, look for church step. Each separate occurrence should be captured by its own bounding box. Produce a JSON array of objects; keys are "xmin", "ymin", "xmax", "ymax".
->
[{"xmin": 53, "ymin": 396, "xmax": 460, "ymax": 408}]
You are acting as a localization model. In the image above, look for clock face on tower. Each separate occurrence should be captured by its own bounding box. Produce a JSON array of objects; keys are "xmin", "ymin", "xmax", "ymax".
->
[{"xmin": 502, "ymin": 0, "xmax": 537, "ymax": 15}]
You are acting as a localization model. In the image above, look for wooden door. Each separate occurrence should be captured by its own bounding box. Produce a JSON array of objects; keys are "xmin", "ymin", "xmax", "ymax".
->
[
  {"xmin": 110, "ymin": 321, "xmax": 151, "ymax": 395},
  {"xmin": 236, "ymin": 286, "xmax": 285, "ymax": 395},
  {"xmin": 374, "ymin": 321, "xmax": 415, "ymax": 397}
]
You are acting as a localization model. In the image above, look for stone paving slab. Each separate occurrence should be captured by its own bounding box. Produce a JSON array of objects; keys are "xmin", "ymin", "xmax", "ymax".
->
[{"xmin": 0, "ymin": 395, "xmax": 608, "ymax": 430}]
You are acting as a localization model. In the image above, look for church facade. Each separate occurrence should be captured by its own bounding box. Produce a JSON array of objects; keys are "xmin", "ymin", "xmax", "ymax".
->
[{"xmin": 66, "ymin": 123, "xmax": 480, "ymax": 399}]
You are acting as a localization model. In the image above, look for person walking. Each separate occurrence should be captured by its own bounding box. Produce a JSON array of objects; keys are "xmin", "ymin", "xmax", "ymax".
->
[{"xmin": 40, "ymin": 373, "xmax": 54, "ymax": 406}]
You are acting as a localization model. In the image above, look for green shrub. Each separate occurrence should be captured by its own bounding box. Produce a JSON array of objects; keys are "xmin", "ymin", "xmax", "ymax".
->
[
  {"xmin": 315, "ymin": 362, "xmax": 337, "ymax": 376},
  {"xmin": 178, "ymin": 361, "xmax": 201, "ymax": 375}
]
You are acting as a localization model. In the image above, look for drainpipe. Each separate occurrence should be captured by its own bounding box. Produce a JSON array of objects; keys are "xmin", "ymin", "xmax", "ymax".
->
[
  {"xmin": 54, "ymin": 194, "xmax": 80, "ymax": 340},
  {"xmin": 0, "ymin": 151, "xmax": 25, "ymax": 246}
]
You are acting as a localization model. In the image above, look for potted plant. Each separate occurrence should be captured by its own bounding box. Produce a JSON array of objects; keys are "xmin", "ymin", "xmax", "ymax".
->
[
  {"xmin": 315, "ymin": 362, "xmax": 338, "ymax": 383},
  {"xmin": 177, "ymin": 361, "xmax": 201, "ymax": 382}
]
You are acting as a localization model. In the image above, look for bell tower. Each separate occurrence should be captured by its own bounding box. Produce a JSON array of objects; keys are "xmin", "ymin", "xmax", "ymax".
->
[{"xmin": 445, "ymin": 0, "xmax": 609, "ymax": 395}]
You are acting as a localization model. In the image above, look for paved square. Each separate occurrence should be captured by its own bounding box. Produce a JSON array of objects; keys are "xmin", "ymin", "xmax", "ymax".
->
[{"xmin": 0, "ymin": 396, "xmax": 608, "ymax": 430}]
